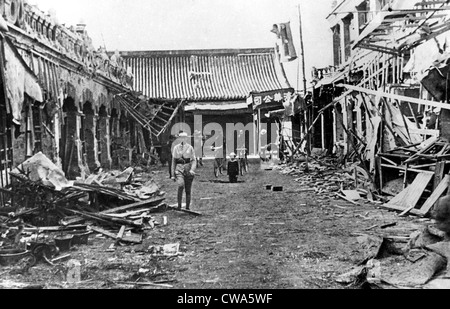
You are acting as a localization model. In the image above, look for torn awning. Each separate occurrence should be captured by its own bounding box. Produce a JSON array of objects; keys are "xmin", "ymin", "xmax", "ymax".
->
[
  {"xmin": 115, "ymin": 93, "xmax": 183, "ymax": 138},
  {"xmin": 27, "ymin": 49, "xmax": 61, "ymax": 104},
  {"xmin": 3, "ymin": 37, "xmax": 43, "ymax": 125},
  {"xmin": 353, "ymin": 0, "xmax": 450, "ymax": 54}
]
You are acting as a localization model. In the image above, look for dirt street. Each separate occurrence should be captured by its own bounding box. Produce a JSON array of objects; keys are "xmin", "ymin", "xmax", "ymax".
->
[{"xmin": 0, "ymin": 159, "xmax": 428, "ymax": 289}]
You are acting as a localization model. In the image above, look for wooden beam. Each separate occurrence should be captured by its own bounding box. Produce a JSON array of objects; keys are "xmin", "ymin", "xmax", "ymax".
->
[
  {"xmin": 408, "ymin": 128, "xmax": 440, "ymax": 136},
  {"xmin": 357, "ymin": 43, "xmax": 401, "ymax": 55},
  {"xmin": 157, "ymin": 100, "xmax": 185, "ymax": 137},
  {"xmin": 89, "ymin": 226, "xmax": 142, "ymax": 244},
  {"xmin": 23, "ymin": 225, "xmax": 87, "ymax": 233},
  {"xmin": 100, "ymin": 197, "xmax": 166, "ymax": 215},
  {"xmin": 385, "ymin": 14, "xmax": 447, "ymax": 23},
  {"xmin": 417, "ymin": 174, "xmax": 450, "ymax": 216},
  {"xmin": 381, "ymin": 156, "xmax": 398, "ymax": 166},
  {"xmin": 379, "ymin": 202, "xmax": 423, "ymax": 216},
  {"xmin": 335, "ymin": 193, "xmax": 360, "ymax": 206},
  {"xmin": 337, "ymin": 84, "xmax": 450, "ymax": 111},
  {"xmin": 376, "ymin": 156, "xmax": 384, "ymax": 191},
  {"xmin": 384, "ymin": 172, "xmax": 434, "ymax": 213},
  {"xmin": 434, "ymin": 161, "xmax": 446, "ymax": 190},
  {"xmin": 414, "ymin": 1, "xmax": 450, "ymax": 6},
  {"xmin": 380, "ymin": 164, "xmax": 435, "ymax": 174},
  {"xmin": 66, "ymin": 209, "xmax": 142, "ymax": 228},
  {"xmin": 116, "ymin": 226, "xmax": 126, "ymax": 243}
]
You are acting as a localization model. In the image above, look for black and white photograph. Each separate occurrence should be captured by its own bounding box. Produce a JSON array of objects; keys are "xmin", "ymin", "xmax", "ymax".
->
[{"xmin": 0, "ymin": 0, "xmax": 450, "ymax": 293}]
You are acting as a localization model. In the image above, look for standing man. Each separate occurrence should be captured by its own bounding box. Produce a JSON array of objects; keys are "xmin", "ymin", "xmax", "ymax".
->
[{"xmin": 171, "ymin": 132, "xmax": 197, "ymax": 210}]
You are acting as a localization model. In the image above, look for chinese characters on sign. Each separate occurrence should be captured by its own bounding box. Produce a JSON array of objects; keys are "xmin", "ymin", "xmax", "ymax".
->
[{"xmin": 250, "ymin": 89, "xmax": 294, "ymax": 110}]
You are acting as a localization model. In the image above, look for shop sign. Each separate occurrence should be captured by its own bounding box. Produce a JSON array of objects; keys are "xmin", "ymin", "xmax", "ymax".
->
[{"xmin": 250, "ymin": 89, "xmax": 294, "ymax": 110}]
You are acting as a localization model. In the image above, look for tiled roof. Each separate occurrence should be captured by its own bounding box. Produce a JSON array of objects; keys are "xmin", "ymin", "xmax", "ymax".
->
[{"xmin": 121, "ymin": 48, "xmax": 291, "ymax": 102}]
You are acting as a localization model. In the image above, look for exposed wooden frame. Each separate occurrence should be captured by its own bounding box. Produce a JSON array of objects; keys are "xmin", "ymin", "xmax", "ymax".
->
[{"xmin": 337, "ymin": 84, "xmax": 450, "ymax": 111}]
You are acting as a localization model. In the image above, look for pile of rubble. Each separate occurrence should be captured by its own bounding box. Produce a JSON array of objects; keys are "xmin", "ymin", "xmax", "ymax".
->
[
  {"xmin": 336, "ymin": 224, "xmax": 450, "ymax": 289},
  {"xmin": 275, "ymin": 155, "xmax": 381, "ymax": 206},
  {"xmin": 276, "ymin": 150, "xmax": 450, "ymax": 289},
  {"xmin": 0, "ymin": 152, "xmax": 171, "ymax": 274}
]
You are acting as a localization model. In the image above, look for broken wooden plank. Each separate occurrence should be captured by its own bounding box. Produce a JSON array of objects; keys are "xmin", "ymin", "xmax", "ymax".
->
[
  {"xmin": 399, "ymin": 205, "xmax": 417, "ymax": 217},
  {"xmin": 72, "ymin": 183, "xmax": 141, "ymax": 202},
  {"xmin": 104, "ymin": 208, "xmax": 152, "ymax": 219},
  {"xmin": 116, "ymin": 226, "xmax": 126, "ymax": 241},
  {"xmin": 51, "ymin": 254, "xmax": 72, "ymax": 263},
  {"xmin": 100, "ymin": 197, "xmax": 165, "ymax": 215},
  {"xmin": 380, "ymin": 222, "xmax": 397, "ymax": 229},
  {"xmin": 385, "ymin": 184, "xmax": 410, "ymax": 206},
  {"xmin": 65, "ymin": 209, "xmax": 142, "ymax": 228},
  {"xmin": 23, "ymin": 225, "xmax": 87, "ymax": 233},
  {"xmin": 64, "ymin": 210, "xmax": 116, "ymax": 227},
  {"xmin": 379, "ymin": 202, "xmax": 423, "ymax": 216},
  {"xmin": 434, "ymin": 161, "xmax": 446, "ymax": 191},
  {"xmin": 384, "ymin": 172, "xmax": 433, "ymax": 211},
  {"xmin": 89, "ymin": 226, "xmax": 142, "ymax": 244},
  {"xmin": 63, "ymin": 201, "xmax": 165, "ymax": 226},
  {"xmin": 418, "ymin": 175, "xmax": 450, "ymax": 216},
  {"xmin": 376, "ymin": 156, "xmax": 384, "ymax": 191},
  {"xmin": 89, "ymin": 226, "xmax": 117, "ymax": 239},
  {"xmin": 168, "ymin": 206, "xmax": 202, "ymax": 216},
  {"xmin": 335, "ymin": 193, "xmax": 360, "ymax": 206},
  {"xmin": 365, "ymin": 225, "xmax": 378, "ymax": 231}
]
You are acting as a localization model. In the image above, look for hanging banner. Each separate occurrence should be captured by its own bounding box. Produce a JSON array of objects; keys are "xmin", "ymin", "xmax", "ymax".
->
[{"xmin": 271, "ymin": 22, "xmax": 298, "ymax": 62}]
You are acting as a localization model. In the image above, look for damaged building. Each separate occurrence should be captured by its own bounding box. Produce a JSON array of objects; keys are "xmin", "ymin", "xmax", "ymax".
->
[
  {"xmin": 0, "ymin": 0, "xmax": 163, "ymax": 190},
  {"xmin": 307, "ymin": 0, "xmax": 450, "ymax": 216},
  {"xmin": 120, "ymin": 48, "xmax": 294, "ymax": 160}
]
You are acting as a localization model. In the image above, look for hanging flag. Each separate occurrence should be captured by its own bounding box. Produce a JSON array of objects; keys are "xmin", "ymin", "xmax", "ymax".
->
[{"xmin": 271, "ymin": 22, "xmax": 297, "ymax": 62}]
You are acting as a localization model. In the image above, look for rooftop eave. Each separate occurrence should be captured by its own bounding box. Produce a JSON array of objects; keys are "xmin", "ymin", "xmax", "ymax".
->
[{"xmin": 119, "ymin": 48, "xmax": 276, "ymax": 58}]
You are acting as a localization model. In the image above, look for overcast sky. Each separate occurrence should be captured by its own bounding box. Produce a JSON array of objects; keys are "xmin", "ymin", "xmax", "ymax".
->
[{"xmin": 29, "ymin": 0, "xmax": 335, "ymax": 90}]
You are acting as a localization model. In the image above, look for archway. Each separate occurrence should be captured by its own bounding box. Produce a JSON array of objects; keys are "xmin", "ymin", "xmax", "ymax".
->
[
  {"xmin": 98, "ymin": 105, "xmax": 110, "ymax": 168},
  {"xmin": 82, "ymin": 102, "xmax": 97, "ymax": 172},
  {"xmin": 109, "ymin": 108, "xmax": 120, "ymax": 168},
  {"xmin": 61, "ymin": 98, "xmax": 78, "ymax": 179},
  {"xmin": 116, "ymin": 112, "xmax": 131, "ymax": 168}
]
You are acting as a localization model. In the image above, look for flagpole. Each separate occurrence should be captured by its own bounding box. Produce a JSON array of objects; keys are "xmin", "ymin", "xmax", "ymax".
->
[
  {"xmin": 297, "ymin": 2, "xmax": 310, "ymax": 169},
  {"xmin": 298, "ymin": 3, "xmax": 307, "ymax": 96}
]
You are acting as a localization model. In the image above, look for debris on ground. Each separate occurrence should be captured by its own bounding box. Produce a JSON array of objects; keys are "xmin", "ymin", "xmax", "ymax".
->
[
  {"xmin": 278, "ymin": 139, "xmax": 450, "ymax": 220},
  {"xmin": 274, "ymin": 157, "xmax": 377, "ymax": 205},
  {"xmin": 0, "ymin": 153, "xmax": 173, "ymax": 273},
  {"xmin": 336, "ymin": 223, "xmax": 450, "ymax": 289}
]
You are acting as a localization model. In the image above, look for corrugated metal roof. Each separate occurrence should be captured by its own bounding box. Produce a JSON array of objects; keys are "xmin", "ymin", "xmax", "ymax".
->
[{"xmin": 121, "ymin": 48, "xmax": 291, "ymax": 102}]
